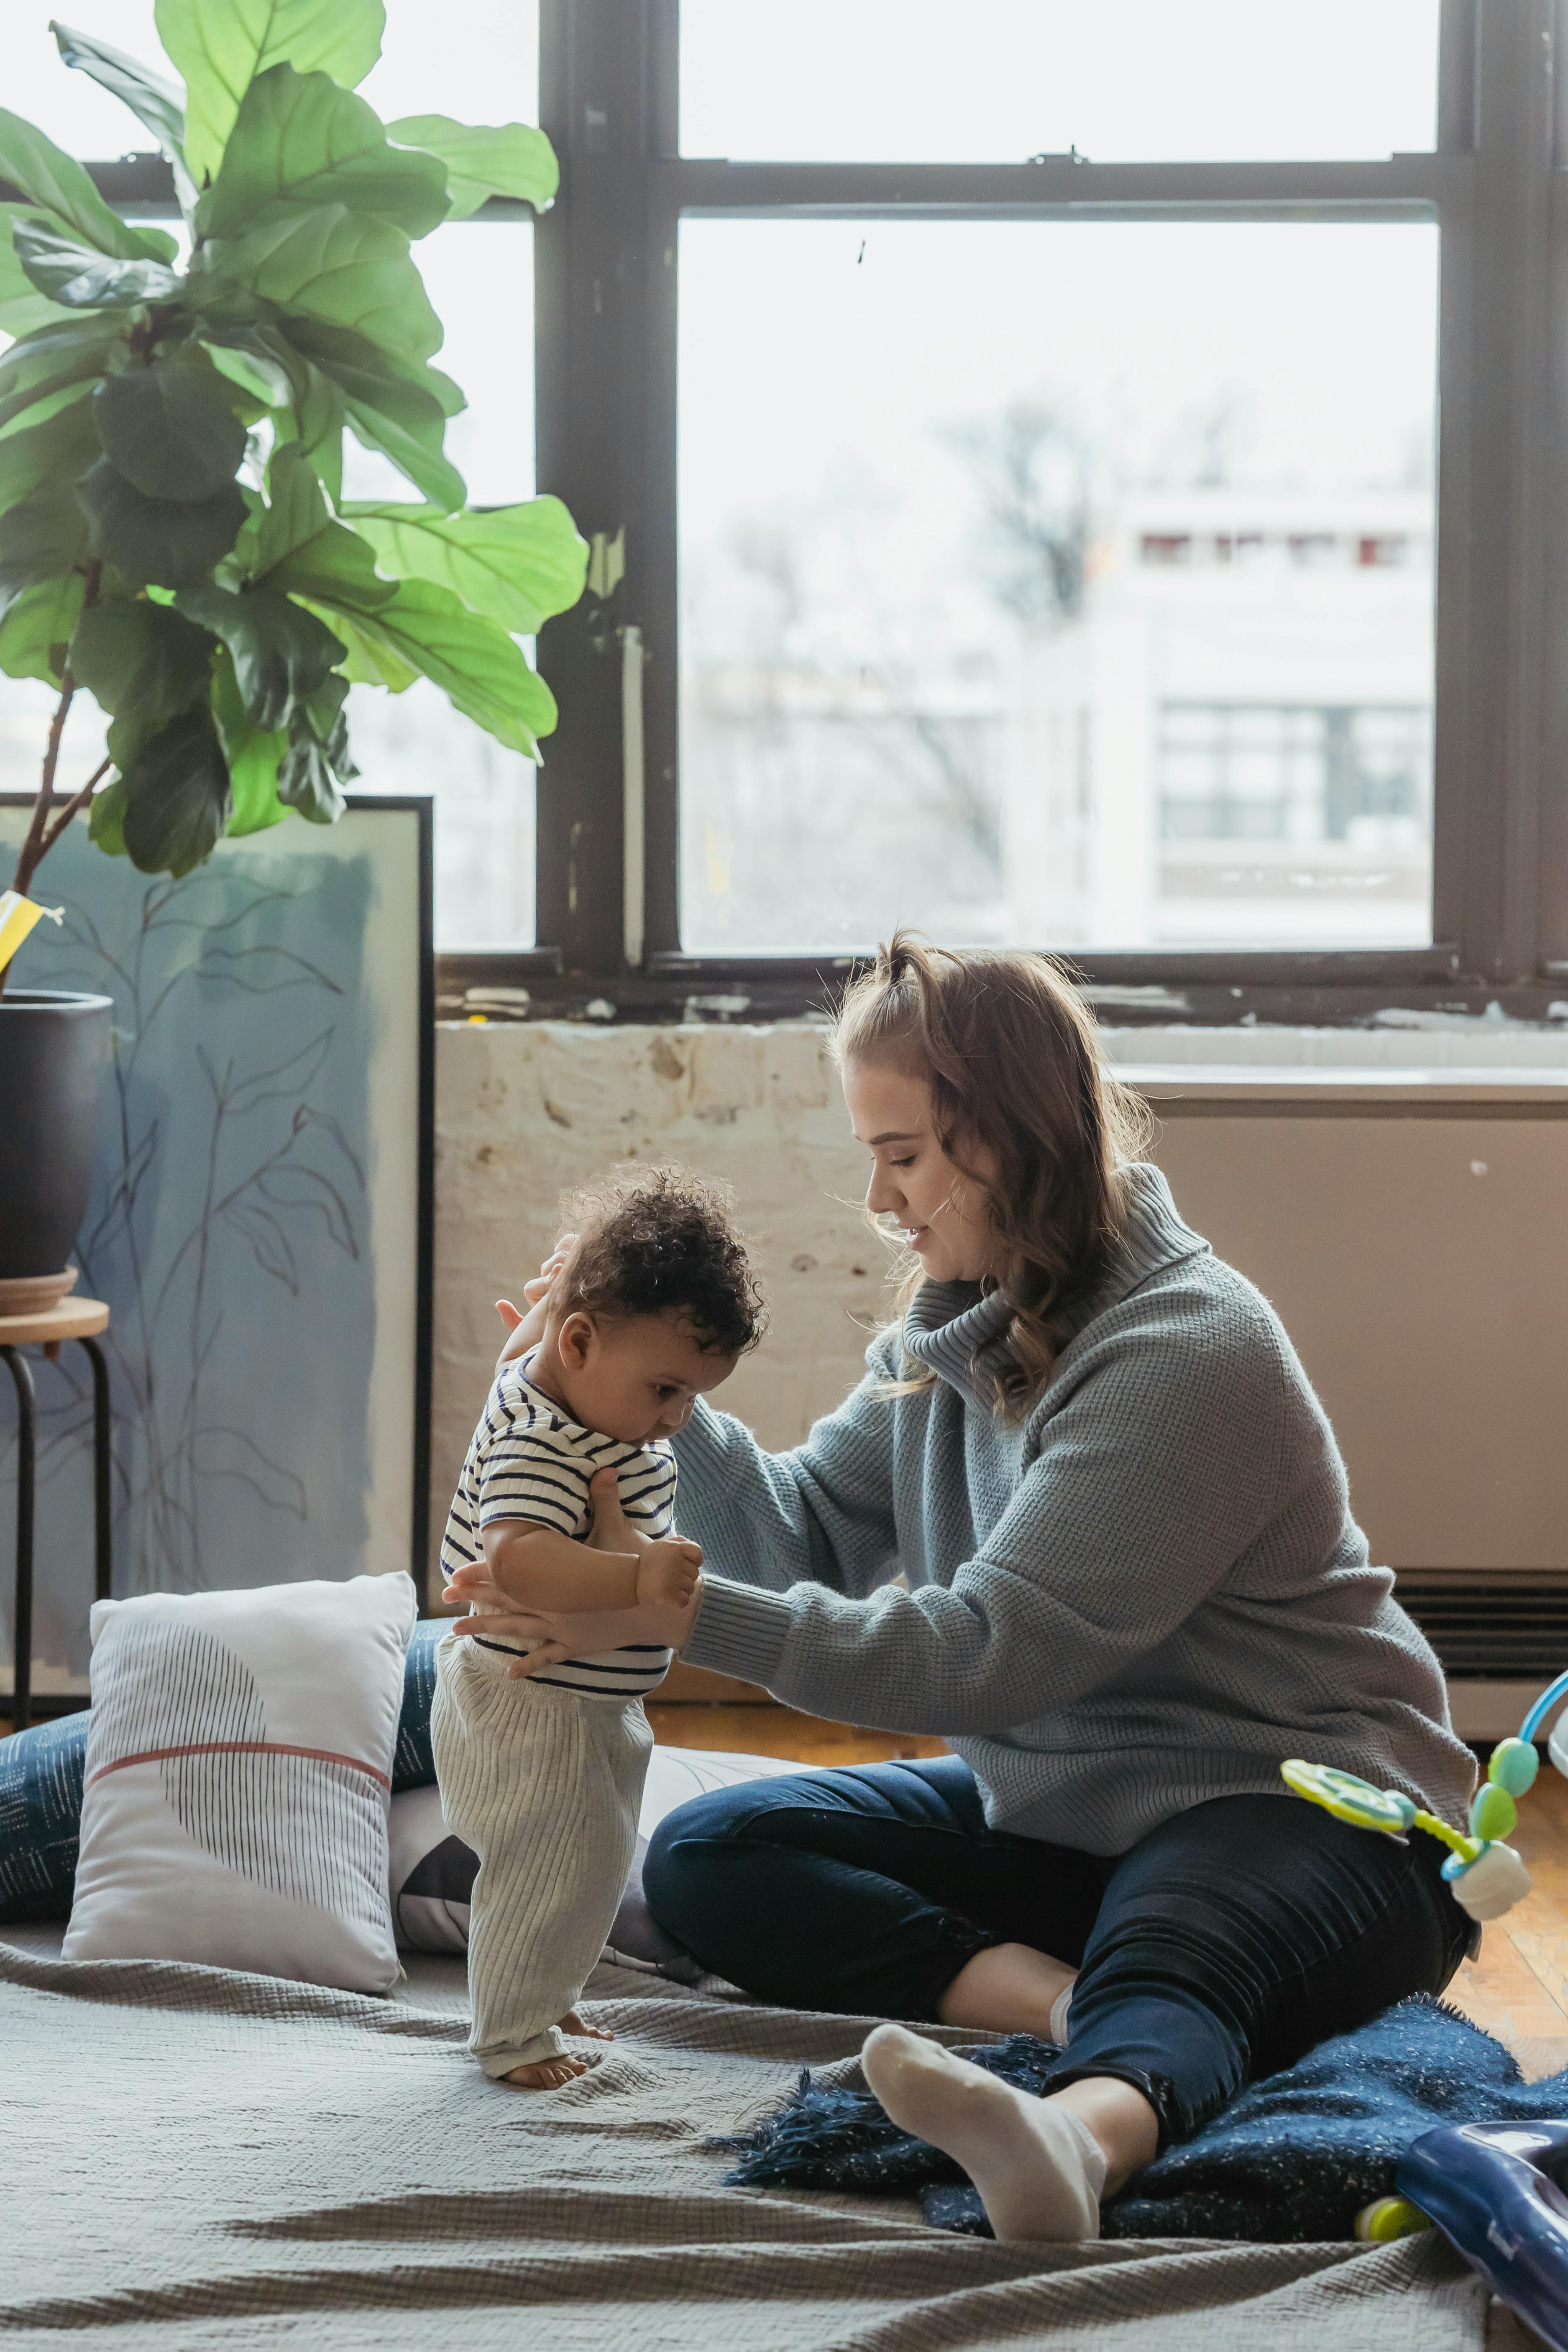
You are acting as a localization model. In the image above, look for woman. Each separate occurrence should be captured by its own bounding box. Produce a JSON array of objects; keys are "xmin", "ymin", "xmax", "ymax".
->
[{"xmin": 480, "ymin": 934, "xmax": 1476, "ymax": 2243}]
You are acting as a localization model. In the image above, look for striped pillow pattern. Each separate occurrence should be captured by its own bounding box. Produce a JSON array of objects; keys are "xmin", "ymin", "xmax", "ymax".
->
[{"xmin": 63, "ymin": 1574, "xmax": 415, "ymax": 1991}]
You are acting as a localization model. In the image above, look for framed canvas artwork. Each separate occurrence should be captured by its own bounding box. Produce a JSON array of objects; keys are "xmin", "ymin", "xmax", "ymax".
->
[{"xmin": 0, "ymin": 796, "xmax": 434, "ymax": 1704}]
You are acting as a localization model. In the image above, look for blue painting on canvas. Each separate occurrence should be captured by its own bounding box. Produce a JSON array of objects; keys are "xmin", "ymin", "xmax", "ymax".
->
[{"xmin": 0, "ymin": 805, "xmax": 426, "ymax": 1691}]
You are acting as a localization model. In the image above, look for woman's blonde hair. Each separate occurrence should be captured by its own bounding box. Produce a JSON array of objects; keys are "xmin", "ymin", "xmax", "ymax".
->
[{"xmin": 831, "ymin": 931, "xmax": 1151, "ymax": 1418}]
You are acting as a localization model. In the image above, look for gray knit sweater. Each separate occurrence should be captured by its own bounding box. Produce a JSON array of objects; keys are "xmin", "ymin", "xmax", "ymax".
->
[{"xmin": 675, "ymin": 1163, "xmax": 1475, "ymax": 1855}]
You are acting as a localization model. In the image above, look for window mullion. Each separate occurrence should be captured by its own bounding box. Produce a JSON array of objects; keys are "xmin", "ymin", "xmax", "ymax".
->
[
  {"xmin": 534, "ymin": 0, "xmax": 652, "ymax": 974},
  {"xmin": 1447, "ymin": 0, "xmax": 1555, "ymax": 979}
]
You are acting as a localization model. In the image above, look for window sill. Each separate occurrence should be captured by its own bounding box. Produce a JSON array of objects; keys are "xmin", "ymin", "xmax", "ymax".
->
[{"xmin": 434, "ymin": 948, "xmax": 1568, "ymax": 1031}]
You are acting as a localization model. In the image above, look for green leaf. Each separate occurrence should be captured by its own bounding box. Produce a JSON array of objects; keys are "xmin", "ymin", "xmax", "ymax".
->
[
  {"xmin": 312, "ymin": 574, "xmax": 555, "ymax": 756},
  {"xmin": 174, "ymin": 577, "xmax": 343, "ymax": 729},
  {"xmin": 70, "ymin": 596, "xmax": 215, "ymax": 729},
  {"xmin": 247, "ymin": 439, "xmax": 331, "ymax": 568},
  {"xmin": 76, "ymin": 455, "xmax": 246, "ymax": 587},
  {"xmin": 342, "ymin": 496, "xmax": 588, "ymax": 634},
  {"xmin": 278, "ymin": 315, "xmax": 464, "ymax": 509},
  {"xmin": 297, "ymin": 594, "xmax": 413, "ymax": 688},
  {"xmin": 120, "ymin": 699, "xmax": 233, "ymax": 875},
  {"xmin": 210, "ymin": 645, "xmax": 287, "ymax": 833},
  {"xmin": 278, "ymin": 370, "xmax": 343, "ymax": 501},
  {"xmin": 0, "ymin": 314, "xmax": 127, "ymax": 433},
  {"xmin": 0, "ymin": 204, "xmax": 78, "ymax": 336},
  {"xmin": 88, "ymin": 772, "xmax": 128, "ymax": 854},
  {"xmin": 195, "ymin": 203, "xmax": 442, "ymax": 361},
  {"xmin": 0, "ymin": 483, "xmax": 89, "ymax": 616},
  {"xmin": 0, "ymin": 573, "xmax": 83, "ymax": 681},
  {"xmin": 199, "ymin": 324, "xmax": 346, "ymax": 497},
  {"xmin": 156, "ymin": 0, "xmax": 386, "ymax": 186},
  {"xmin": 307, "ymin": 668, "xmax": 356, "ymax": 778},
  {"xmin": 233, "ymin": 443, "xmax": 376, "ymax": 594},
  {"xmin": 93, "ymin": 357, "xmax": 248, "ymax": 502},
  {"xmin": 0, "ymin": 393, "xmax": 99, "ymax": 517},
  {"xmin": 276, "ymin": 699, "xmax": 345, "ymax": 822},
  {"xmin": 0, "ymin": 108, "xmax": 176, "ymax": 261},
  {"xmin": 49, "ymin": 21, "xmax": 198, "ymax": 215},
  {"xmin": 258, "ymin": 458, "xmax": 396, "ymax": 612},
  {"xmin": 198, "ymin": 65, "xmax": 449, "ymax": 241},
  {"xmin": 201, "ymin": 336, "xmax": 291, "ymax": 407},
  {"xmin": 13, "ymin": 218, "xmax": 182, "ymax": 310},
  {"xmin": 386, "ymin": 115, "xmax": 558, "ymax": 221}
]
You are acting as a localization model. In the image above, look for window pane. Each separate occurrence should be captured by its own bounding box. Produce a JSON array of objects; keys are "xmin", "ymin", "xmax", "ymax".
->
[
  {"xmin": 0, "ymin": 4, "xmax": 540, "ymax": 952},
  {"xmin": 678, "ymin": 220, "xmax": 1437, "ymax": 952},
  {"xmin": 681, "ymin": 0, "xmax": 1439, "ymax": 163}
]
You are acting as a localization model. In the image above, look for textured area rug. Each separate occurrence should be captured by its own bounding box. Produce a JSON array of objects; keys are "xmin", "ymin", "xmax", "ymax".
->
[
  {"xmin": 720, "ymin": 1995, "xmax": 1568, "ymax": 2242},
  {"xmin": 0, "ymin": 1939, "xmax": 1492, "ymax": 2349}
]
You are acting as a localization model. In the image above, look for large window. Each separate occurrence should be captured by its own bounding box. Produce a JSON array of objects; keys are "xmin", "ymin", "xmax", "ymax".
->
[
  {"xmin": 507, "ymin": 0, "xmax": 1568, "ymax": 1009},
  {"xmin": 14, "ymin": 0, "xmax": 1568, "ymax": 1011}
]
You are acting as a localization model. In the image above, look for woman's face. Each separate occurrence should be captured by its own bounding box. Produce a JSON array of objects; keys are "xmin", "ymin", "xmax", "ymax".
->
[{"xmin": 842, "ymin": 1057, "xmax": 1003, "ymax": 1284}]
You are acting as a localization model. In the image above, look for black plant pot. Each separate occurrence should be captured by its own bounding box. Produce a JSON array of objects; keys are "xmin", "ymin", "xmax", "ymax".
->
[{"xmin": 0, "ymin": 989, "xmax": 113, "ymax": 1284}]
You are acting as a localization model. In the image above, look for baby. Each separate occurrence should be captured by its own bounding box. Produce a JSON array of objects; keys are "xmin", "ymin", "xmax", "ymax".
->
[{"xmin": 434, "ymin": 1165, "xmax": 764, "ymax": 2088}]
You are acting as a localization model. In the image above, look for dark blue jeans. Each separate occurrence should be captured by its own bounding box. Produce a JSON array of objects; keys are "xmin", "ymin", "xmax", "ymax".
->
[{"xmin": 643, "ymin": 1756, "xmax": 1474, "ymax": 2147}]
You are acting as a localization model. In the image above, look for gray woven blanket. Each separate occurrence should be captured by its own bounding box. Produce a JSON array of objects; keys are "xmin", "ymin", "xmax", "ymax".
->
[{"xmin": 0, "ymin": 1932, "xmax": 1489, "ymax": 2349}]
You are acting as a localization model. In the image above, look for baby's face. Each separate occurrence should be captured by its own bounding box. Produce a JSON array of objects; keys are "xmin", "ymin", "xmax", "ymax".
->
[{"xmin": 536, "ymin": 1308, "xmax": 738, "ymax": 1445}]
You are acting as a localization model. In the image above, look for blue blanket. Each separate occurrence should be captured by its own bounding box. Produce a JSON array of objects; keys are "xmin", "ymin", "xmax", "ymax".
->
[{"xmin": 719, "ymin": 1996, "xmax": 1568, "ymax": 2241}]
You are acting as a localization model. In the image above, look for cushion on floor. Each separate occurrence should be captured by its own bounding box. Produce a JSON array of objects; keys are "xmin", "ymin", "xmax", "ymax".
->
[{"xmin": 61, "ymin": 1573, "xmax": 416, "ymax": 1990}]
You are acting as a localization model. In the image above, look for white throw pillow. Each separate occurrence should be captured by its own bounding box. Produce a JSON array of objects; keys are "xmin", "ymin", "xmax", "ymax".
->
[
  {"xmin": 63, "ymin": 1574, "xmax": 417, "ymax": 1991},
  {"xmin": 389, "ymin": 1744, "xmax": 790, "ymax": 1978}
]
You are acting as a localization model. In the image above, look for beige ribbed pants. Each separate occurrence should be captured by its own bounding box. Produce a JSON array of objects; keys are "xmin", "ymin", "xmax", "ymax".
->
[{"xmin": 432, "ymin": 1633, "xmax": 653, "ymax": 2074}]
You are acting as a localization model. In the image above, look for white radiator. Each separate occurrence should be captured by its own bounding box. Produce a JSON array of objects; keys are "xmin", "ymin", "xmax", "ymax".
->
[{"xmin": 1112, "ymin": 1054, "xmax": 1568, "ymax": 1740}]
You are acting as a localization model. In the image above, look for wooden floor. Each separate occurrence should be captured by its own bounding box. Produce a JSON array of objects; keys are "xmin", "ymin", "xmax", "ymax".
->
[{"xmin": 651, "ymin": 1685, "xmax": 1568, "ymax": 2084}]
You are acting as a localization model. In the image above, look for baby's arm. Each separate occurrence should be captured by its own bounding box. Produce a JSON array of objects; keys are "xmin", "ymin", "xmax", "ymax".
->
[
  {"xmin": 445, "ymin": 1520, "xmax": 702, "ymax": 1625},
  {"xmin": 481, "ymin": 1517, "xmax": 644, "ymax": 1612}
]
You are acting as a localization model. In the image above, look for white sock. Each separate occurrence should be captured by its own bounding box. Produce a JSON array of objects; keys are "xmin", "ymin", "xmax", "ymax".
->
[
  {"xmin": 1049, "ymin": 1982, "xmax": 1074, "ymax": 2046},
  {"xmin": 862, "ymin": 2022, "xmax": 1107, "ymax": 2243}
]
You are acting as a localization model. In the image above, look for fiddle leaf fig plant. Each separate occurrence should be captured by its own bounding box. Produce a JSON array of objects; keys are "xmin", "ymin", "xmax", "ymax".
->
[{"xmin": 0, "ymin": 0, "xmax": 586, "ymax": 936}]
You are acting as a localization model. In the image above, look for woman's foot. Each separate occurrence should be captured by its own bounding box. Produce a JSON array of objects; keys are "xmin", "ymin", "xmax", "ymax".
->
[
  {"xmin": 500, "ymin": 2012, "xmax": 613, "ymax": 2088},
  {"xmin": 861, "ymin": 2023, "xmax": 1107, "ymax": 2243}
]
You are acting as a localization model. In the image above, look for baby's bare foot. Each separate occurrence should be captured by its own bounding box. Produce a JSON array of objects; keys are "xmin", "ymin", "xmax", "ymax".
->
[
  {"xmin": 501, "ymin": 2053, "xmax": 591, "ymax": 2090},
  {"xmin": 559, "ymin": 2009, "xmax": 613, "ymax": 2043}
]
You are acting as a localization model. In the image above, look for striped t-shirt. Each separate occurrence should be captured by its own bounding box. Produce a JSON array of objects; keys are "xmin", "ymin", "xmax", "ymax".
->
[{"xmin": 440, "ymin": 1356, "xmax": 677, "ymax": 1699}]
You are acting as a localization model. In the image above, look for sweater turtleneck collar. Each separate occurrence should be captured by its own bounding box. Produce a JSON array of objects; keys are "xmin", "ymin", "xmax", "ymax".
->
[{"xmin": 899, "ymin": 1162, "xmax": 1209, "ymax": 1413}]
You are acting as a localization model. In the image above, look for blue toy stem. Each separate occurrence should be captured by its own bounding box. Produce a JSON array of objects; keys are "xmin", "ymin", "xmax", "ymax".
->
[{"xmin": 1519, "ymin": 1670, "xmax": 1568, "ymax": 1746}]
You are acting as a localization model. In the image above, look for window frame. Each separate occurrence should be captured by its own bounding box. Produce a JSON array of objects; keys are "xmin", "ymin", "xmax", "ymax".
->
[{"xmin": 63, "ymin": 0, "xmax": 1568, "ymax": 1022}]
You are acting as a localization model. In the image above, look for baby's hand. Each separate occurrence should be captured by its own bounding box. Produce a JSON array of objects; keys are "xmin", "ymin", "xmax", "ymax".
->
[{"xmin": 635, "ymin": 1536, "xmax": 703, "ymax": 1609}]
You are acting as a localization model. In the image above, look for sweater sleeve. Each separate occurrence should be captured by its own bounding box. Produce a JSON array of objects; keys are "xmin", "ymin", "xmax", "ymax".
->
[
  {"xmin": 681, "ymin": 1292, "xmax": 1294, "ymax": 1726},
  {"xmin": 671, "ymin": 1339, "xmax": 903, "ymax": 1646}
]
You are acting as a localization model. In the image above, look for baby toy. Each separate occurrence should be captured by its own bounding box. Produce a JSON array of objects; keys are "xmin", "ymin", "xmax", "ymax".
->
[
  {"xmin": 1281, "ymin": 1662, "xmax": 1568, "ymax": 1922},
  {"xmin": 1286, "ymin": 1677, "xmax": 1568, "ymax": 2335}
]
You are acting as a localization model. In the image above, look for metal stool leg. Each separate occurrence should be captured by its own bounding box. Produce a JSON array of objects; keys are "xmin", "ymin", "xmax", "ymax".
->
[
  {"xmin": 1, "ymin": 1346, "xmax": 37, "ymax": 1735},
  {"xmin": 79, "ymin": 1336, "xmax": 112, "ymax": 1605}
]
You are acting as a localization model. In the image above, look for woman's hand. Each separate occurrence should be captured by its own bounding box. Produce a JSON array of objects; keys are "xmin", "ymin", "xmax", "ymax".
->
[
  {"xmin": 494, "ymin": 1236, "xmax": 577, "ymax": 1369},
  {"xmin": 448, "ymin": 1605, "xmax": 576, "ymax": 1678}
]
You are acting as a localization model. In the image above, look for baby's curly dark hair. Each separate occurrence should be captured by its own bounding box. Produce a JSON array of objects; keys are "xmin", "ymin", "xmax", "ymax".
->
[{"xmin": 555, "ymin": 1164, "xmax": 766, "ymax": 1358}]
